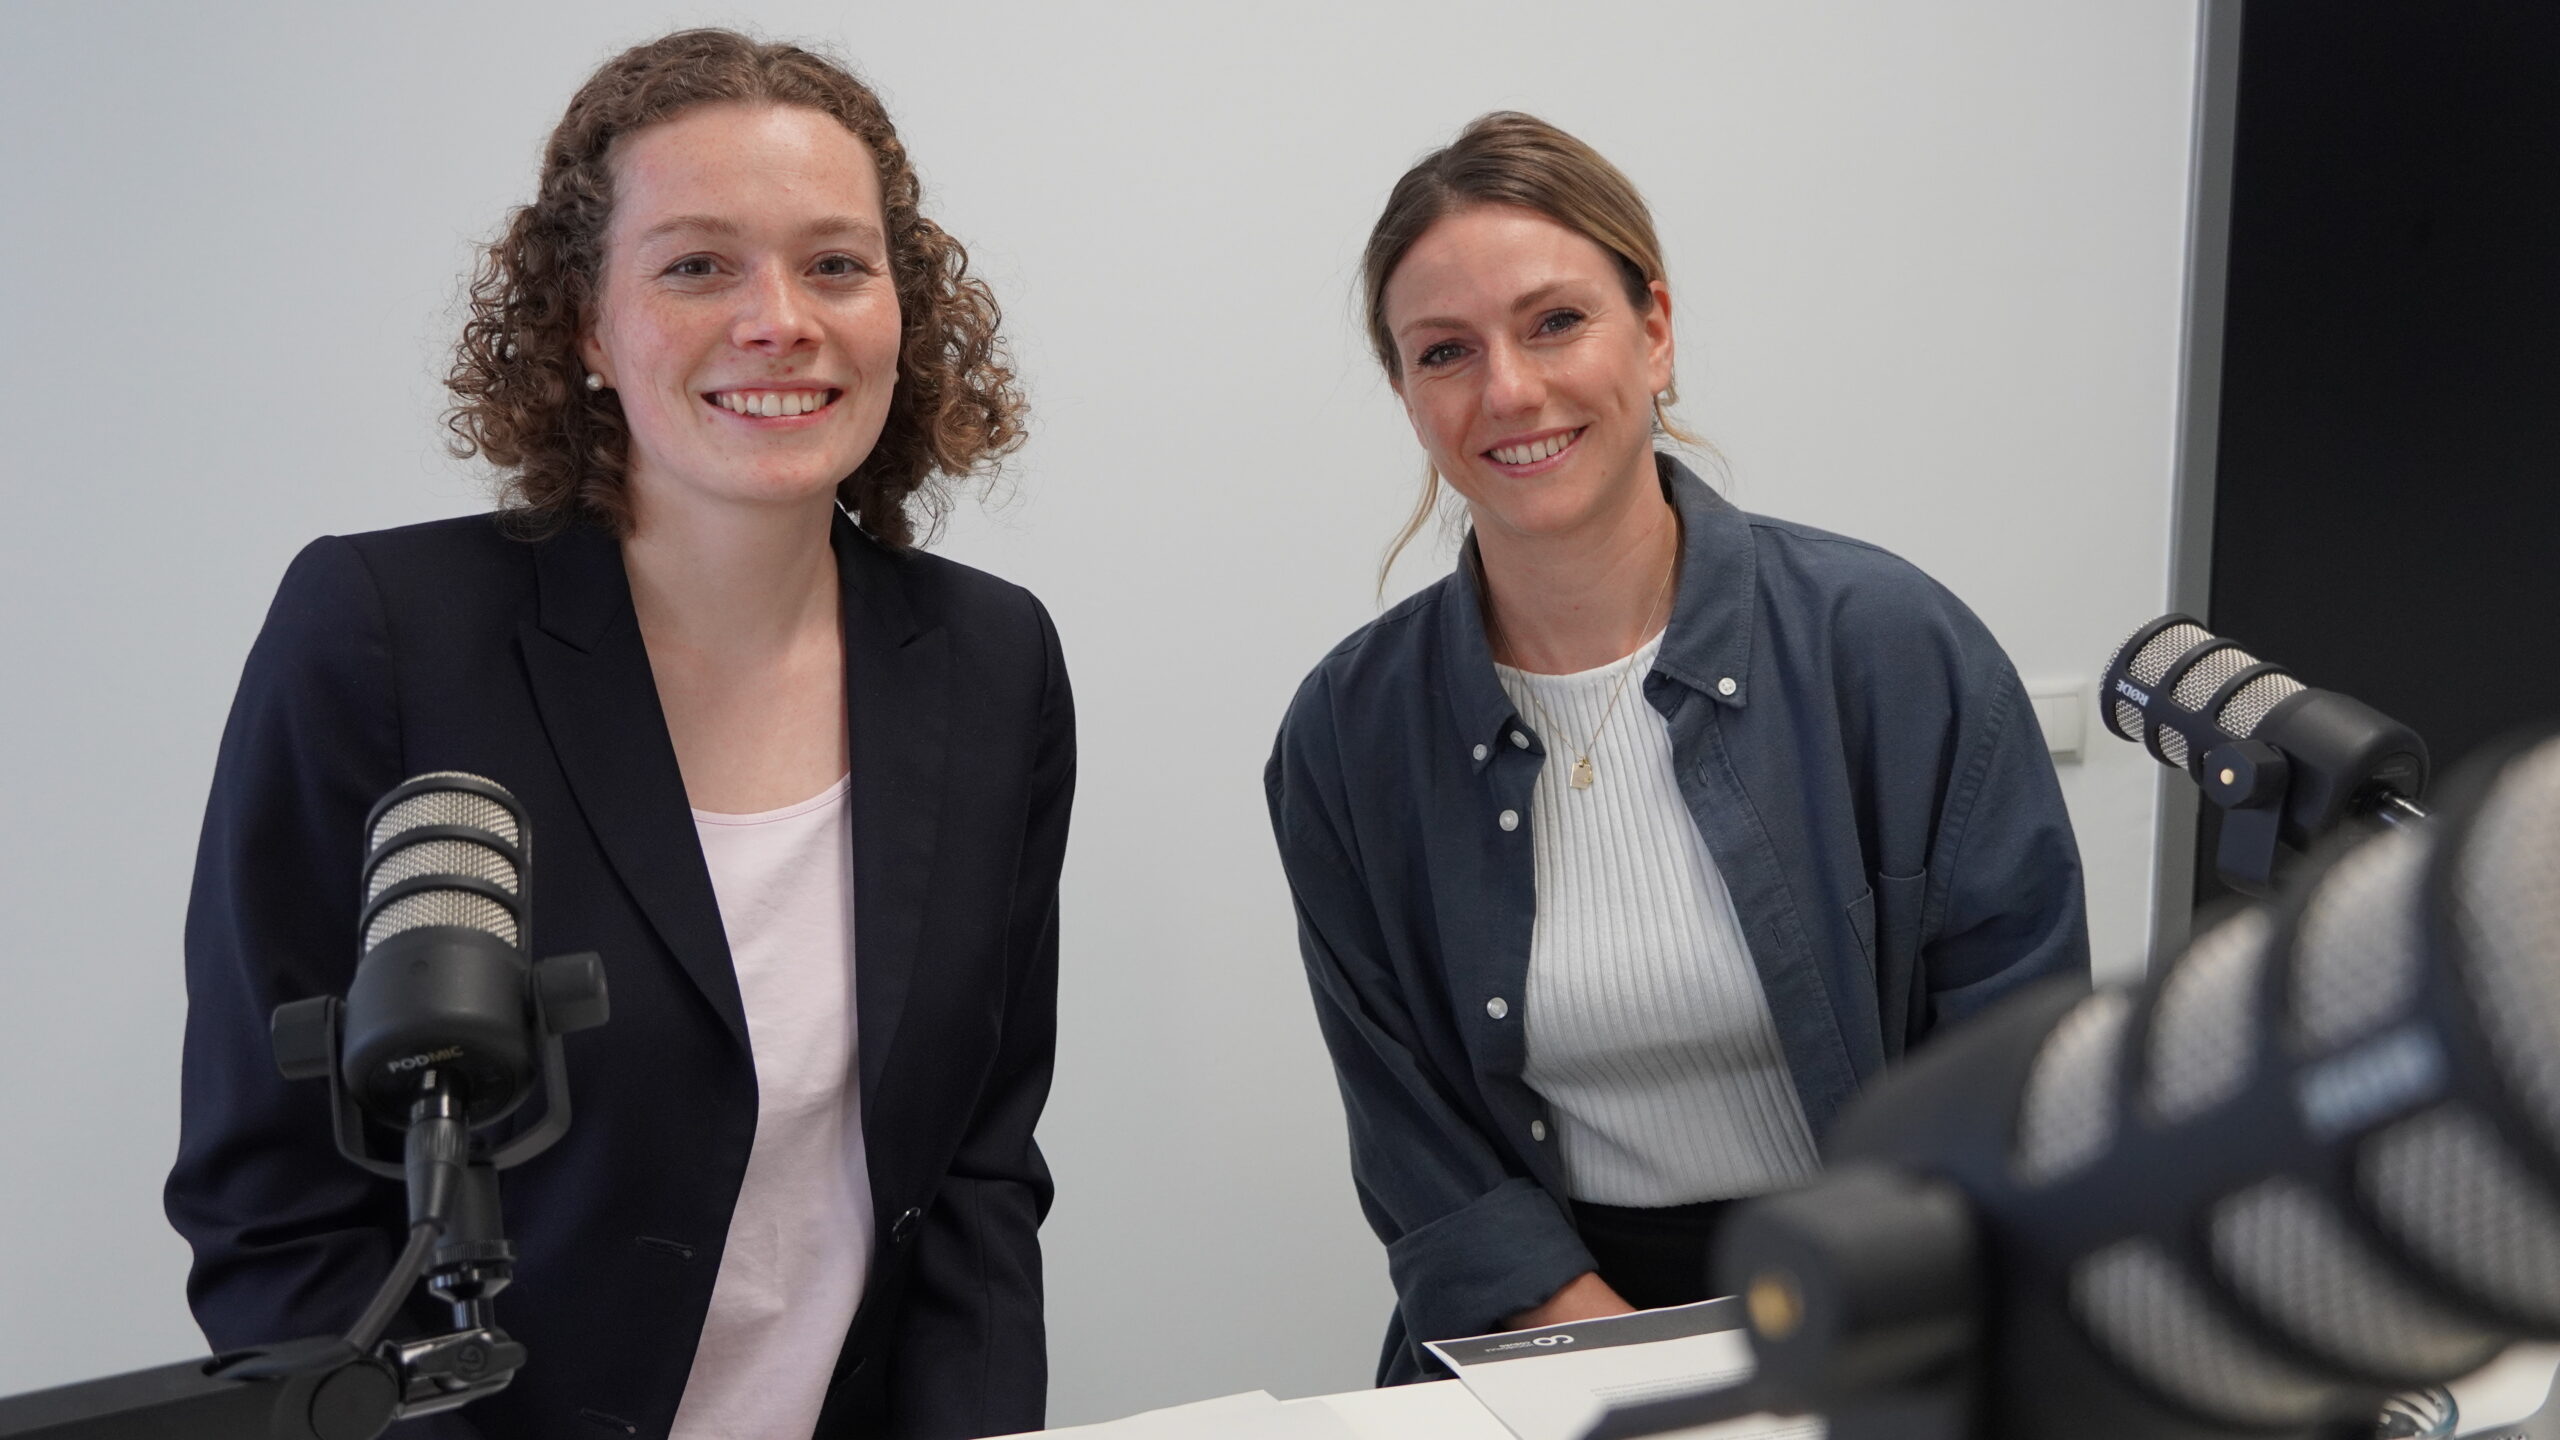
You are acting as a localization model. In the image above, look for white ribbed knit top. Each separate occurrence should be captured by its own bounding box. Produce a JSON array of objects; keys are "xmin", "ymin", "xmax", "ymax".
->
[{"xmin": 1497, "ymin": 634, "xmax": 1820, "ymax": 1206}]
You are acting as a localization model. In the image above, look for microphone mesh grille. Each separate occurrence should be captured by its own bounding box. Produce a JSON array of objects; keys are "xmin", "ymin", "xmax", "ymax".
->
[
  {"xmin": 2293, "ymin": 827, "xmax": 2430, "ymax": 1055},
  {"xmin": 2454, "ymin": 738, "xmax": 2560, "ymax": 1158},
  {"xmin": 367, "ymin": 838, "xmax": 520, "ymax": 901},
  {"xmin": 2208, "ymin": 1177, "xmax": 2504, "ymax": 1381},
  {"xmin": 2071, "ymin": 1237, "xmax": 2333, "ymax": 1427},
  {"xmin": 364, "ymin": 889, "xmax": 520, "ymax": 951},
  {"xmin": 2110, "ymin": 697, "xmax": 2145, "ymax": 743},
  {"xmin": 2361, "ymin": 1105, "xmax": 2560, "ymax": 1329},
  {"xmin": 2145, "ymin": 908, "xmax": 2271, "ymax": 1125},
  {"xmin": 2159, "ymin": 727, "xmax": 2191, "ymax": 771},
  {"xmin": 2016, "ymin": 988, "xmax": 2134, "ymax": 1185},
  {"xmin": 372, "ymin": 785, "xmax": 521, "ymax": 851},
  {"xmin": 2218, "ymin": 671, "xmax": 2306, "ymax": 739},
  {"xmin": 2172, "ymin": 644, "xmax": 2258, "ymax": 713},
  {"xmin": 361, "ymin": 775, "xmax": 528, "ymax": 955},
  {"xmin": 2128, "ymin": 624, "xmax": 2211, "ymax": 687}
]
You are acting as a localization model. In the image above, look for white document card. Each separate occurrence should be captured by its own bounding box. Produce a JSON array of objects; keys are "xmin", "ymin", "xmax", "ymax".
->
[{"xmin": 1425, "ymin": 1299, "xmax": 1821, "ymax": 1440}]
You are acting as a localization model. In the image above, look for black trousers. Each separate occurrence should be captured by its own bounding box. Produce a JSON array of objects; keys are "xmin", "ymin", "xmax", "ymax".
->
[{"xmin": 1571, "ymin": 1198, "xmax": 1733, "ymax": 1310}]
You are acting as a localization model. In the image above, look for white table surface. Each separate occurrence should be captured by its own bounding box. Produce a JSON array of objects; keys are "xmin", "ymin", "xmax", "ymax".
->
[
  {"xmin": 997, "ymin": 1381, "xmax": 1511, "ymax": 1440},
  {"xmin": 1016, "ymin": 1342, "xmax": 2559, "ymax": 1439},
  {"xmin": 1286, "ymin": 1379, "xmax": 1515, "ymax": 1440}
]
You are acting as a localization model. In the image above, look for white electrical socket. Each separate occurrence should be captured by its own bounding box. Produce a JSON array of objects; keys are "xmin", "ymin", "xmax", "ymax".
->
[{"xmin": 2028, "ymin": 682, "xmax": 2087, "ymax": 762}]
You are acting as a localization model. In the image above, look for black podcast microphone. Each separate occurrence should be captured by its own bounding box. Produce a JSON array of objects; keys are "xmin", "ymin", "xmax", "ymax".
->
[
  {"xmin": 345, "ymin": 773, "xmax": 547, "ymax": 1132},
  {"xmin": 340, "ymin": 774, "xmax": 544, "ymax": 1247},
  {"xmin": 1588, "ymin": 730, "xmax": 2560, "ymax": 1440},
  {"xmin": 0, "ymin": 774, "xmax": 609, "ymax": 1440},
  {"xmin": 269, "ymin": 772, "xmax": 609, "ymax": 1416},
  {"xmin": 2102, "ymin": 615, "xmax": 2430, "ymax": 893}
]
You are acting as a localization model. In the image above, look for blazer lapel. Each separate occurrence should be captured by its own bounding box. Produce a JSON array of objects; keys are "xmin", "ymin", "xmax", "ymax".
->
[
  {"xmin": 836, "ymin": 514, "xmax": 950, "ymax": 1120},
  {"xmin": 518, "ymin": 525, "xmax": 750, "ymax": 1052}
]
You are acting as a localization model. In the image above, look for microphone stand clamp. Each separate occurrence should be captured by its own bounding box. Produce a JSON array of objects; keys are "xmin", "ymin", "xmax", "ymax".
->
[{"xmin": 2200, "ymin": 738, "xmax": 2291, "ymax": 896}]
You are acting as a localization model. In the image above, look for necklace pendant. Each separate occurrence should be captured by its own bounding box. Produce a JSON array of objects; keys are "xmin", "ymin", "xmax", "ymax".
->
[{"xmin": 1570, "ymin": 756, "xmax": 1595, "ymax": 790}]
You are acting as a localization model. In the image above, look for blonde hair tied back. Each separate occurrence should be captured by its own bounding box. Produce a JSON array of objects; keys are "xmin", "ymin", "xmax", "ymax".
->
[{"xmin": 1359, "ymin": 112, "xmax": 1705, "ymax": 597}]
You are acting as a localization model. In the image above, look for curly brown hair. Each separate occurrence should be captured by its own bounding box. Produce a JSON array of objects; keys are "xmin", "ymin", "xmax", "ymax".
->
[{"xmin": 445, "ymin": 29, "xmax": 1024, "ymax": 547}]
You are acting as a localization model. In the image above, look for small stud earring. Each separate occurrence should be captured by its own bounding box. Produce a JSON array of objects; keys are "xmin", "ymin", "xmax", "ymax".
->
[{"xmin": 585, "ymin": 373, "xmax": 605, "ymax": 392}]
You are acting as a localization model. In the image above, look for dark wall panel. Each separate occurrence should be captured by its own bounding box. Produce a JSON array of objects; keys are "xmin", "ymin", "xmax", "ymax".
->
[{"xmin": 2200, "ymin": 0, "xmax": 2560, "ymax": 901}]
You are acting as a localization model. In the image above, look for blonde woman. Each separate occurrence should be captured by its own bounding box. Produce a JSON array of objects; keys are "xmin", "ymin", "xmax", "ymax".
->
[{"xmin": 1265, "ymin": 113, "xmax": 2087, "ymax": 1383}]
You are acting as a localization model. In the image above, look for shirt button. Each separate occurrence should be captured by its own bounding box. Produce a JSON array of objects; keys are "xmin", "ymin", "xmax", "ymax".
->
[
  {"xmin": 1498, "ymin": 809, "xmax": 1520, "ymax": 831},
  {"xmin": 1511, "ymin": 731, "xmax": 1530, "ymax": 749},
  {"xmin": 1486, "ymin": 996, "xmax": 1509, "ymax": 1020},
  {"xmin": 1472, "ymin": 743, "xmax": 1488, "ymax": 761},
  {"xmin": 1718, "ymin": 677, "xmax": 1738, "ymax": 697},
  {"xmin": 1530, "ymin": 1120, "xmax": 1549, "ymax": 1142}
]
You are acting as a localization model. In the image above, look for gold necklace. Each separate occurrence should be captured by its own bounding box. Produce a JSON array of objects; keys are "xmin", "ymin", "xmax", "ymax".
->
[{"xmin": 1487, "ymin": 532, "xmax": 1678, "ymax": 792}]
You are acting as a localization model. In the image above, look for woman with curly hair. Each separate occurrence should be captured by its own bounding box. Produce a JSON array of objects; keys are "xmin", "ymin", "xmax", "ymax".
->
[{"xmin": 166, "ymin": 30, "xmax": 1065, "ymax": 1439}]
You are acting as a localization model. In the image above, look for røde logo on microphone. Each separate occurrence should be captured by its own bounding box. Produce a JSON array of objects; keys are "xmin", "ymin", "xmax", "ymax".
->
[
  {"xmin": 387, "ymin": 1046, "xmax": 466, "ymax": 1073},
  {"xmin": 2113, "ymin": 677, "xmax": 2152, "ymax": 708}
]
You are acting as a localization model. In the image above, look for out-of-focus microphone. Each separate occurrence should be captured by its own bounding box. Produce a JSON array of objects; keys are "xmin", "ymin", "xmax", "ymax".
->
[
  {"xmin": 2101, "ymin": 615, "xmax": 2430, "ymax": 893},
  {"xmin": 1589, "ymin": 731, "xmax": 2560, "ymax": 1440}
]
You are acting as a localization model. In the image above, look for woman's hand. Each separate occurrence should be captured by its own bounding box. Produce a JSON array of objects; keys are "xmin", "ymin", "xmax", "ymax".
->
[{"xmin": 1505, "ymin": 1272, "xmax": 1638, "ymax": 1330}]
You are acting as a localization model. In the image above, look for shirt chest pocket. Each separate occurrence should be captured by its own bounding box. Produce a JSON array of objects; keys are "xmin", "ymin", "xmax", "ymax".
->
[{"xmin": 1847, "ymin": 869, "xmax": 1931, "ymax": 1053}]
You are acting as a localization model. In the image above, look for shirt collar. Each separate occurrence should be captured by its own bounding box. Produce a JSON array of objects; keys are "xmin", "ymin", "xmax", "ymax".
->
[
  {"xmin": 1441, "ymin": 532, "xmax": 1515, "ymax": 770},
  {"xmin": 1655, "ymin": 453, "xmax": 1759, "ymax": 710},
  {"xmin": 1438, "ymin": 453, "xmax": 1758, "ymax": 769}
]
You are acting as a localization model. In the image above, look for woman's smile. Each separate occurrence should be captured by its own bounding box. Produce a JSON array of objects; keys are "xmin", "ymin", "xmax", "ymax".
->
[
  {"xmin": 1483, "ymin": 425, "xmax": 1587, "ymax": 475},
  {"xmin": 703, "ymin": 385, "xmax": 845, "ymax": 424}
]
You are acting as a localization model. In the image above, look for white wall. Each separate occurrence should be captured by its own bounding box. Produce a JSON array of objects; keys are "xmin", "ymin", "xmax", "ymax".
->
[{"xmin": 0, "ymin": 1, "xmax": 2199, "ymax": 1423}]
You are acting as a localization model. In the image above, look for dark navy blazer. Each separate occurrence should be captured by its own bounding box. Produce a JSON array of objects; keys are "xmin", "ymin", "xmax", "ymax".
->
[
  {"xmin": 1265, "ymin": 456, "xmax": 2089, "ymax": 1384},
  {"xmin": 167, "ymin": 510, "xmax": 1072, "ymax": 1438}
]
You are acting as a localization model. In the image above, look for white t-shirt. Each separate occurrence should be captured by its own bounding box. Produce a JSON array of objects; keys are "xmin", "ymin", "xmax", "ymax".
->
[
  {"xmin": 1498, "ymin": 636, "xmax": 1819, "ymax": 1205},
  {"xmin": 670, "ymin": 776, "xmax": 873, "ymax": 1440}
]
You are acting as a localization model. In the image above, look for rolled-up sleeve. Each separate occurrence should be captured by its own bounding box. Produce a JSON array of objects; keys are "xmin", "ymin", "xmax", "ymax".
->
[{"xmin": 1266, "ymin": 677, "xmax": 1591, "ymax": 1367}]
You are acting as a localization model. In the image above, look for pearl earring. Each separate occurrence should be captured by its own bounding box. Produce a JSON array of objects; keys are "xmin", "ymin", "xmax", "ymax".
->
[{"xmin": 585, "ymin": 373, "xmax": 605, "ymax": 392}]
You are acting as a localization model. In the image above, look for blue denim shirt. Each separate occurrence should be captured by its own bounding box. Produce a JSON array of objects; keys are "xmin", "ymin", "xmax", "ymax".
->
[{"xmin": 1264, "ymin": 455, "xmax": 2089, "ymax": 1384}]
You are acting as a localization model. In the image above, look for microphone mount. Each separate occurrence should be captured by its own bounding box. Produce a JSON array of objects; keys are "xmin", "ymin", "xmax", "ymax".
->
[{"xmin": 265, "ymin": 948, "xmax": 604, "ymax": 1419}]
